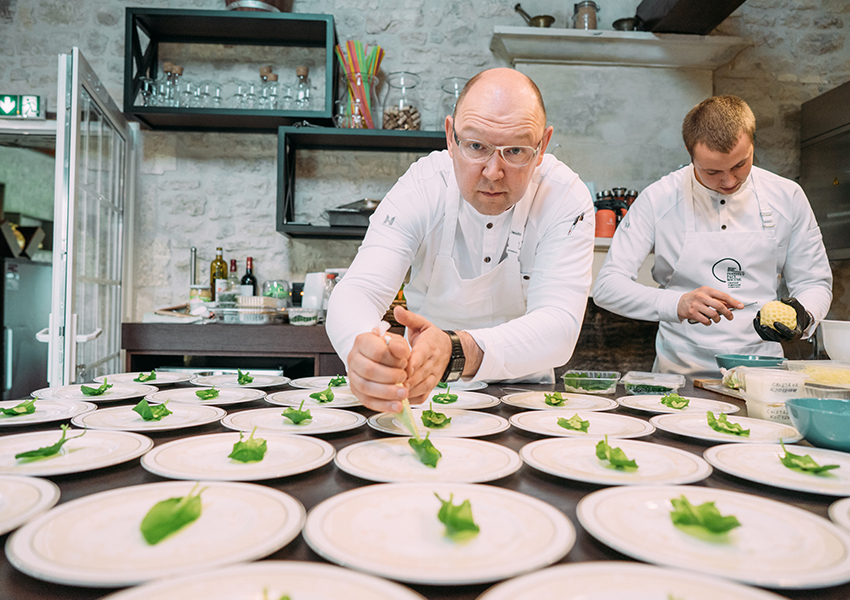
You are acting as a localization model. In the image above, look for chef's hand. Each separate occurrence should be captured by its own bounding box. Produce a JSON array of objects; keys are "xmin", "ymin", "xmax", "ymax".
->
[
  {"xmin": 392, "ymin": 306, "xmax": 453, "ymax": 405},
  {"xmin": 753, "ymin": 297, "xmax": 812, "ymax": 342},
  {"xmin": 678, "ymin": 286, "xmax": 743, "ymax": 325},
  {"xmin": 346, "ymin": 326, "xmax": 410, "ymax": 413}
]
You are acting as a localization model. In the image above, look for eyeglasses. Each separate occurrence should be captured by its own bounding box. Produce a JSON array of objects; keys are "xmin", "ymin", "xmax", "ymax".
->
[{"xmin": 453, "ymin": 125, "xmax": 541, "ymax": 167}]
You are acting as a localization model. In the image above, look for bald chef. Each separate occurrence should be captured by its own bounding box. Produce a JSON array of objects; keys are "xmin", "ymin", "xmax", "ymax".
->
[{"xmin": 593, "ymin": 95, "xmax": 832, "ymax": 379}]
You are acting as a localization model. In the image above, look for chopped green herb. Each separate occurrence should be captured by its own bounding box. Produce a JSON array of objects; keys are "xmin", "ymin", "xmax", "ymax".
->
[
  {"xmin": 625, "ymin": 383, "xmax": 674, "ymax": 394},
  {"xmin": 282, "ymin": 400, "xmax": 312, "ymax": 425},
  {"xmin": 309, "ymin": 386, "xmax": 335, "ymax": 403},
  {"xmin": 544, "ymin": 391, "xmax": 567, "ymax": 406},
  {"xmin": 562, "ymin": 372, "xmax": 614, "ymax": 392},
  {"xmin": 436, "ymin": 381, "xmax": 449, "ymax": 389},
  {"xmin": 595, "ymin": 435, "xmax": 638, "ymax": 470},
  {"xmin": 236, "ymin": 368, "xmax": 254, "ymax": 385},
  {"xmin": 706, "ymin": 411, "xmax": 749, "ymax": 437},
  {"xmin": 15, "ymin": 424, "xmax": 86, "ymax": 460},
  {"xmin": 328, "ymin": 375, "xmax": 347, "ymax": 387},
  {"xmin": 397, "ymin": 398, "xmax": 442, "ymax": 468},
  {"xmin": 779, "ymin": 440, "xmax": 839, "ymax": 474},
  {"xmin": 660, "ymin": 393, "xmax": 690, "ymax": 410},
  {"xmin": 0, "ymin": 398, "xmax": 36, "ymax": 417},
  {"xmin": 421, "ymin": 403, "xmax": 452, "ymax": 428},
  {"xmin": 80, "ymin": 379, "xmax": 113, "ymax": 396},
  {"xmin": 262, "ymin": 591, "xmax": 291, "ymax": 600},
  {"xmin": 669, "ymin": 495, "xmax": 740, "ymax": 538},
  {"xmin": 431, "ymin": 389, "xmax": 458, "ymax": 404},
  {"xmin": 435, "ymin": 493, "xmax": 480, "ymax": 541},
  {"xmin": 195, "ymin": 387, "xmax": 220, "ymax": 400},
  {"xmin": 140, "ymin": 483, "xmax": 205, "ymax": 545},
  {"xmin": 228, "ymin": 427, "xmax": 267, "ymax": 462},
  {"xmin": 132, "ymin": 399, "xmax": 173, "ymax": 421},
  {"xmin": 557, "ymin": 413, "xmax": 590, "ymax": 432},
  {"xmin": 134, "ymin": 369, "xmax": 156, "ymax": 382}
]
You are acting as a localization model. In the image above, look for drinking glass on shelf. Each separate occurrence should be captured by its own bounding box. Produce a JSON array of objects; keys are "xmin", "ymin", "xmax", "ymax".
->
[
  {"xmin": 196, "ymin": 81, "xmax": 214, "ymax": 107},
  {"xmin": 154, "ymin": 77, "xmax": 172, "ymax": 107},
  {"xmin": 244, "ymin": 81, "xmax": 258, "ymax": 109},
  {"xmin": 138, "ymin": 76, "xmax": 155, "ymax": 106},
  {"xmin": 230, "ymin": 82, "xmax": 248, "ymax": 108},
  {"xmin": 280, "ymin": 82, "xmax": 294, "ymax": 110},
  {"xmin": 210, "ymin": 84, "xmax": 224, "ymax": 108},
  {"xmin": 178, "ymin": 80, "xmax": 194, "ymax": 108}
]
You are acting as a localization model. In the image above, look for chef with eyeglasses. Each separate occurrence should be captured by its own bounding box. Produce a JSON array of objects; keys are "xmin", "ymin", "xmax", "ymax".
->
[
  {"xmin": 326, "ymin": 68, "xmax": 594, "ymax": 412},
  {"xmin": 593, "ymin": 95, "xmax": 833, "ymax": 379}
]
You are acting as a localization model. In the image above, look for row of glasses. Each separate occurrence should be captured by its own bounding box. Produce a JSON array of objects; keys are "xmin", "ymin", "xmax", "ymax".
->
[{"xmin": 136, "ymin": 76, "xmax": 311, "ymax": 111}]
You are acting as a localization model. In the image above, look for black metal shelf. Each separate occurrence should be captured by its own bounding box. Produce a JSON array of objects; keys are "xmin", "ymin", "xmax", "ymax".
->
[{"xmin": 277, "ymin": 127, "xmax": 448, "ymax": 239}]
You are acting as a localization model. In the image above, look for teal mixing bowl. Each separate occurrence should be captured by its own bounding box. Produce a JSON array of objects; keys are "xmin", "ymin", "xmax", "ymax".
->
[
  {"xmin": 786, "ymin": 397, "xmax": 850, "ymax": 452},
  {"xmin": 715, "ymin": 354, "xmax": 787, "ymax": 369}
]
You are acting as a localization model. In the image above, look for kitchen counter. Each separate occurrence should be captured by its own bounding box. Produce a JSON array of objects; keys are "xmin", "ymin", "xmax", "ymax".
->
[{"xmin": 1, "ymin": 382, "xmax": 849, "ymax": 599}]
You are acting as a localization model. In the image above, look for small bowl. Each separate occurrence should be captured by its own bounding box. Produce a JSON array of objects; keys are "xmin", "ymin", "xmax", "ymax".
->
[
  {"xmin": 288, "ymin": 307, "xmax": 318, "ymax": 326},
  {"xmin": 820, "ymin": 320, "xmax": 850, "ymax": 362},
  {"xmin": 715, "ymin": 354, "xmax": 787, "ymax": 370},
  {"xmin": 787, "ymin": 397, "xmax": 850, "ymax": 452}
]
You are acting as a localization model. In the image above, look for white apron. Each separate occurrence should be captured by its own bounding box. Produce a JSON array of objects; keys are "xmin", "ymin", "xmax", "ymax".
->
[
  {"xmin": 653, "ymin": 167, "xmax": 783, "ymax": 379},
  {"xmin": 415, "ymin": 175, "xmax": 553, "ymax": 383}
]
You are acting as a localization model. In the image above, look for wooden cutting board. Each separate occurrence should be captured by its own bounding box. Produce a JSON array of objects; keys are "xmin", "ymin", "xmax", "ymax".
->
[{"xmin": 694, "ymin": 378, "xmax": 745, "ymax": 400}]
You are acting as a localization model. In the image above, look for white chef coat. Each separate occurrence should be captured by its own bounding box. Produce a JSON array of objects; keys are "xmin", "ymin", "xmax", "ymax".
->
[
  {"xmin": 326, "ymin": 150, "xmax": 595, "ymax": 382},
  {"xmin": 592, "ymin": 165, "xmax": 833, "ymax": 377}
]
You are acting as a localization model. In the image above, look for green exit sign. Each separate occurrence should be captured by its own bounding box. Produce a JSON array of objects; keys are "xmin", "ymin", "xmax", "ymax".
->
[{"xmin": 0, "ymin": 94, "xmax": 44, "ymax": 119}]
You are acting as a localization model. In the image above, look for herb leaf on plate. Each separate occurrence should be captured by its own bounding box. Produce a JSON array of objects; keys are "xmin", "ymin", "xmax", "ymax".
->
[
  {"xmin": 228, "ymin": 427, "xmax": 268, "ymax": 462},
  {"xmin": 15, "ymin": 424, "xmax": 86, "ymax": 460},
  {"xmin": 432, "ymin": 388, "xmax": 458, "ymax": 404},
  {"xmin": 236, "ymin": 368, "xmax": 254, "ymax": 385},
  {"xmin": 0, "ymin": 398, "xmax": 36, "ymax": 417},
  {"xmin": 436, "ymin": 381, "xmax": 449, "ymax": 389},
  {"xmin": 557, "ymin": 413, "xmax": 590, "ymax": 432},
  {"xmin": 282, "ymin": 400, "xmax": 312, "ymax": 425},
  {"xmin": 435, "ymin": 493, "xmax": 480, "ymax": 541},
  {"xmin": 195, "ymin": 387, "xmax": 220, "ymax": 400},
  {"xmin": 132, "ymin": 399, "xmax": 173, "ymax": 421},
  {"xmin": 544, "ymin": 391, "xmax": 566, "ymax": 406},
  {"xmin": 595, "ymin": 434, "xmax": 637, "ymax": 470},
  {"xmin": 140, "ymin": 483, "xmax": 205, "ymax": 545},
  {"xmin": 660, "ymin": 393, "xmax": 689, "ymax": 410},
  {"xmin": 134, "ymin": 369, "xmax": 156, "ymax": 382},
  {"xmin": 328, "ymin": 375, "xmax": 347, "ymax": 387},
  {"xmin": 80, "ymin": 379, "xmax": 113, "ymax": 396},
  {"xmin": 706, "ymin": 411, "xmax": 750, "ymax": 436},
  {"xmin": 421, "ymin": 403, "xmax": 452, "ymax": 428},
  {"xmin": 669, "ymin": 494, "xmax": 740, "ymax": 539},
  {"xmin": 779, "ymin": 440, "xmax": 839, "ymax": 474},
  {"xmin": 397, "ymin": 398, "xmax": 442, "ymax": 468},
  {"xmin": 309, "ymin": 386, "xmax": 335, "ymax": 403}
]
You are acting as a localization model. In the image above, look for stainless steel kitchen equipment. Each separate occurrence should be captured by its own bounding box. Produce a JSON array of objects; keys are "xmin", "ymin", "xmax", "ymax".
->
[{"xmin": 514, "ymin": 3, "xmax": 555, "ymax": 27}]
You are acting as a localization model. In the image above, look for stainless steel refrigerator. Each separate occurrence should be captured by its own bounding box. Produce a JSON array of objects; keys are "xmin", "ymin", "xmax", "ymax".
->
[{"xmin": 1, "ymin": 257, "xmax": 52, "ymax": 399}]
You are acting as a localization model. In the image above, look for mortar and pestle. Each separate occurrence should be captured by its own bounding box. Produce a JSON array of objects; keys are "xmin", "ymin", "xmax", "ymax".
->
[{"xmin": 515, "ymin": 3, "xmax": 555, "ymax": 27}]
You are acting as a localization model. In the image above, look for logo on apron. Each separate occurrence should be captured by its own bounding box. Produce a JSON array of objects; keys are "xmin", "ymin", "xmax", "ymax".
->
[{"xmin": 712, "ymin": 257, "xmax": 745, "ymax": 289}]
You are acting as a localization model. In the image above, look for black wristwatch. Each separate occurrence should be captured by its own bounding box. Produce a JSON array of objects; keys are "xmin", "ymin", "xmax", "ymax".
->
[{"xmin": 440, "ymin": 330, "xmax": 465, "ymax": 383}]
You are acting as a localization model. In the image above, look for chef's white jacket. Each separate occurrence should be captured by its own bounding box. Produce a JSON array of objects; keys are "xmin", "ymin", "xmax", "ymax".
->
[
  {"xmin": 326, "ymin": 150, "xmax": 595, "ymax": 381},
  {"xmin": 593, "ymin": 165, "xmax": 832, "ymax": 333}
]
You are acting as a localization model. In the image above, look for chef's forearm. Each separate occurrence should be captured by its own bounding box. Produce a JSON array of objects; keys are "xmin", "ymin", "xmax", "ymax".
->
[{"xmin": 457, "ymin": 330, "xmax": 483, "ymax": 378}]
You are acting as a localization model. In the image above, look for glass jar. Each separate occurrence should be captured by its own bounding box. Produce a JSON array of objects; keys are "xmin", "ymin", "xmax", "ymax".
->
[
  {"xmin": 262, "ymin": 280, "xmax": 291, "ymax": 308},
  {"xmin": 337, "ymin": 72, "xmax": 379, "ymax": 129},
  {"xmin": 572, "ymin": 1, "xmax": 600, "ymax": 29},
  {"xmin": 294, "ymin": 66, "xmax": 311, "ymax": 110},
  {"xmin": 382, "ymin": 71, "xmax": 422, "ymax": 131},
  {"xmin": 435, "ymin": 76, "xmax": 468, "ymax": 130}
]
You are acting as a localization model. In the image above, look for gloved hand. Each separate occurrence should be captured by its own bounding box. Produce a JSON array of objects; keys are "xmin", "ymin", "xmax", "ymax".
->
[{"xmin": 753, "ymin": 297, "xmax": 812, "ymax": 342}]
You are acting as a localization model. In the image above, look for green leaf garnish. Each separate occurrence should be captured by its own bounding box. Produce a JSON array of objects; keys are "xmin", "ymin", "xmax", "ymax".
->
[
  {"xmin": 195, "ymin": 386, "xmax": 220, "ymax": 400},
  {"xmin": 595, "ymin": 435, "xmax": 638, "ymax": 470},
  {"xmin": 132, "ymin": 399, "xmax": 172, "ymax": 421},
  {"xmin": 435, "ymin": 493, "xmax": 480, "ymax": 541},
  {"xmin": 15, "ymin": 424, "xmax": 86, "ymax": 460},
  {"xmin": 0, "ymin": 398, "xmax": 36, "ymax": 417},
  {"xmin": 421, "ymin": 402, "xmax": 452, "ymax": 428},
  {"xmin": 670, "ymin": 495, "xmax": 741, "ymax": 538},
  {"xmin": 706, "ymin": 411, "xmax": 749, "ymax": 436},
  {"xmin": 236, "ymin": 368, "xmax": 254, "ymax": 385},
  {"xmin": 309, "ymin": 386, "xmax": 335, "ymax": 403},
  {"xmin": 557, "ymin": 413, "xmax": 590, "ymax": 432},
  {"xmin": 544, "ymin": 391, "xmax": 566, "ymax": 406},
  {"xmin": 262, "ymin": 591, "xmax": 291, "ymax": 600},
  {"xmin": 436, "ymin": 381, "xmax": 449, "ymax": 389},
  {"xmin": 397, "ymin": 398, "xmax": 442, "ymax": 468},
  {"xmin": 228, "ymin": 427, "xmax": 267, "ymax": 462},
  {"xmin": 431, "ymin": 388, "xmax": 458, "ymax": 404},
  {"xmin": 140, "ymin": 483, "xmax": 205, "ymax": 545},
  {"xmin": 134, "ymin": 369, "xmax": 156, "ymax": 382},
  {"xmin": 328, "ymin": 375, "xmax": 347, "ymax": 387},
  {"xmin": 779, "ymin": 440, "xmax": 839, "ymax": 474},
  {"xmin": 282, "ymin": 400, "xmax": 312, "ymax": 425},
  {"xmin": 80, "ymin": 379, "xmax": 113, "ymax": 396},
  {"xmin": 660, "ymin": 393, "xmax": 689, "ymax": 410}
]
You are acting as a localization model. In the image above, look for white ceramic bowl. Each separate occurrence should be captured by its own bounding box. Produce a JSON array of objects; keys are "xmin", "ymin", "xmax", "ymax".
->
[{"xmin": 821, "ymin": 320, "xmax": 850, "ymax": 362}]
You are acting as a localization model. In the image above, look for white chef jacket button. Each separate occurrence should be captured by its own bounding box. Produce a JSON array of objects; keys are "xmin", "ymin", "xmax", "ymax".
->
[
  {"xmin": 486, "ymin": 222, "xmax": 493, "ymax": 229},
  {"xmin": 721, "ymin": 224, "xmax": 727, "ymax": 230},
  {"xmin": 484, "ymin": 256, "xmax": 491, "ymax": 263}
]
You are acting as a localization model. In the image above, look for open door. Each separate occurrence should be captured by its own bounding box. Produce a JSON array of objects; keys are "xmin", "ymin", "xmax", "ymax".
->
[{"xmin": 48, "ymin": 48, "xmax": 135, "ymax": 386}]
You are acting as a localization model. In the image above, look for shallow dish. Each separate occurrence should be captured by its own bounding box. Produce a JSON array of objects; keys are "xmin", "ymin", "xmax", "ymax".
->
[
  {"xmin": 221, "ymin": 407, "xmax": 366, "ymax": 435},
  {"xmin": 509, "ymin": 410, "xmax": 655, "ymax": 439},
  {"xmin": 500, "ymin": 391, "xmax": 618, "ymax": 412},
  {"xmin": 716, "ymin": 354, "xmax": 786, "ymax": 369},
  {"xmin": 0, "ymin": 475, "xmax": 60, "ymax": 536},
  {"xmin": 650, "ymin": 412, "xmax": 802, "ymax": 444},
  {"xmin": 71, "ymin": 403, "xmax": 226, "ymax": 432},
  {"xmin": 0, "ymin": 400, "xmax": 95, "ymax": 427},
  {"xmin": 368, "ymin": 408, "xmax": 509, "ymax": 438},
  {"xmin": 787, "ymin": 397, "xmax": 850, "ymax": 452}
]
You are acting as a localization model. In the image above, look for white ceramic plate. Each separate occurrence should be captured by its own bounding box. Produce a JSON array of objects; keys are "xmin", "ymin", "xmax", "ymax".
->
[
  {"xmin": 416, "ymin": 390, "xmax": 501, "ymax": 410},
  {"xmin": 221, "ymin": 407, "xmax": 366, "ymax": 435},
  {"xmin": 500, "ymin": 391, "xmax": 618, "ymax": 412},
  {"xmin": 265, "ymin": 388, "xmax": 361, "ymax": 408},
  {"xmin": 617, "ymin": 394, "xmax": 740, "ymax": 415},
  {"xmin": 368, "ymin": 408, "xmax": 509, "ymax": 438},
  {"xmin": 71, "ymin": 403, "xmax": 226, "ymax": 432},
  {"xmin": 334, "ymin": 438, "xmax": 521, "ymax": 483},
  {"xmin": 0, "ymin": 429, "xmax": 153, "ymax": 477},
  {"xmin": 146, "ymin": 386, "xmax": 266, "ymax": 407},
  {"xmin": 704, "ymin": 443, "xmax": 850, "ymax": 496},
  {"xmin": 31, "ymin": 383, "xmax": 158, "ymax": 403},
  {"xmin": 94, "ymin": 372, "xmax": 195, "ymax": 385},
  {"xmin": 140, "ymin": 432, "xmax": 335, "ymax": 481},
  {"xmin": 288, "ymin": 376, "xmax": 351, "ymax": 391},
  {"xmin": 98, "ymin": 560, "xmax": 427, "ymax": 600},
  {"xmin": 577, "ymin": 484, "xmax": 850, "ymax": 589},
  {"xmin": 509, "ymin": 410, "xmax": 655, "ymax": 439},
  {"xmin": 828, "ymin": 498, "xmax": 850, "ymax": 534},
  {"xmin": 191, "ymin": 374, "xmax": 291, "ymax": 388},
  {"xmin": 520, "ymin": 438, "xmax": 712, "ymax": 486},
  {"xmin": 650, "ymin": 412, "xmax": 802, "ymax": 444},
  {"xmin": 303, "ymin": 482, "xmax": 575, "ymax": 585},
  {"xmin": 0, "ymin": 400, "xmax": 95, "ymax": 427},
  {"xmin": 6, "ymin": 480, "xmax": 305, "ymax": 587},
  {"xmin": 429, "ymin": 380, "xmax": 488, "ymax": 392},
  {"xmin": 0, "ymin": 475, "xmax": 60, "ymax": 536},
  {"xmin": 476, "ymin": 561, "xmax": 792, "ymax": 600}
]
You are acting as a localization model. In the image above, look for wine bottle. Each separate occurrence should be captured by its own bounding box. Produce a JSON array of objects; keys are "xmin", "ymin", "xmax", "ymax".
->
[
  {"xmin": 227, "ymin": 259, "xmax": 240, "ymax": 291},
  {"xmin": 209, "ymin": 247, "xmax": 228, "ymax": 301},
  {"xmin": 240, "ymin": 257, "xmax": 258, "ymax": 296}
]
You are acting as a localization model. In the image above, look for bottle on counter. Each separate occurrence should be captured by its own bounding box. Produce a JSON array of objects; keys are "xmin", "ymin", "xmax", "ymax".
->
[
  {"xmin": 210, "ymin": 247, "xmax": 228, "ymax": 302},
  {"xmin": 240, "ymin": 257, "xmax": 258, "ymax": 296},
  {"xmin": 227, "ymin": 259, "xmax": 241, "ymax": 291},
  {"xmin": 319, "ymin": 272, "xmax": 337, "ymax": 323}
]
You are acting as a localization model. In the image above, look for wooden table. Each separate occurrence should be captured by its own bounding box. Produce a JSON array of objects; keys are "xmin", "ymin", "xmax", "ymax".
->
[{"xmin": 1, "ymin": 383, "xmax": 848, "ymax": 599}]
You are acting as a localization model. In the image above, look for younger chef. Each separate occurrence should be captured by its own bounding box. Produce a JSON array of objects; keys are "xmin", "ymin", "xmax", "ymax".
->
[
  {"xmin": 326, "ymin": 68, "xmax": 594, "ymax": 412},
  {"xmin": 593, "ymin": 95, "xmax": 832, "ymax": 379}
]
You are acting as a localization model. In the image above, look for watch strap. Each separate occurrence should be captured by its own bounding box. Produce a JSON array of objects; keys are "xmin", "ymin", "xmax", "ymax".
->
[{"xmin": 440, "ymin": 330, "xmax": 465, "ymax": 383}]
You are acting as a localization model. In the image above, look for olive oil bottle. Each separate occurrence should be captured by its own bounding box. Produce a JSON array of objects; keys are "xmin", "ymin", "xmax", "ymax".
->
[{"xmin": 209, "ymin": 247, "xmax": 227, "ymax": 301}]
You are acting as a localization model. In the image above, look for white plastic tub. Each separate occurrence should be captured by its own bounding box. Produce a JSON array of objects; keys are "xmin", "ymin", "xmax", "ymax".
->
[{"xmin": 741, "ymin": 367, "xmax": 809, "ymax": 424}]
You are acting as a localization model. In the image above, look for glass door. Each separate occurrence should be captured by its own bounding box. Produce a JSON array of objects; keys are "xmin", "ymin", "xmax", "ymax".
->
[{"xmin": 49, "ymin": 48, "xmax": 134, "ymax": 386}]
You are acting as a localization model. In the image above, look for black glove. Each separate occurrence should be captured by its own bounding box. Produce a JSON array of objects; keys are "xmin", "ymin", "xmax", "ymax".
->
[{"xmin": 753, "ymin": 297, "xmax": 811, "ymax": 342}]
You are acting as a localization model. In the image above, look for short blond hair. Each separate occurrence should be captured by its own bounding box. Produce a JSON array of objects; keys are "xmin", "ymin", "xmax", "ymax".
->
[{"xmin": 682, "ymin": 95, "xmax": 755, "ymax": 156}]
